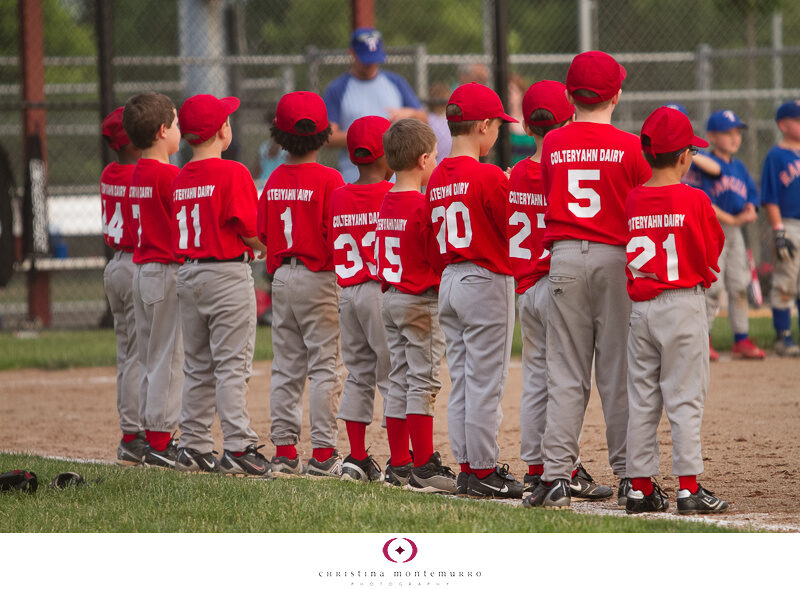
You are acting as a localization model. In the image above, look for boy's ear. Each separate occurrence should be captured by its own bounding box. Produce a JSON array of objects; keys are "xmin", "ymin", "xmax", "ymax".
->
[
  {"xmin": 155, "ymin": 122, "xmax": 168, "ymax": 140},
  {"xmin": 610, "ymin": 89, "xmax": 622, "ymax": 106},
  {"xmin": 478, "ymin": 118, "xmax": 491, "ymax": 133},
  {"xmin": 417, "ymin": 151, "xmax": 431, "ymax": 170}
]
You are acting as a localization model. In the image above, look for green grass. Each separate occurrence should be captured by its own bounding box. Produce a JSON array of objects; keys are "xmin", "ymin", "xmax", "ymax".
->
[{"xmin": 0, "ymin": 454, "xmax": 735, "ymax": 533}]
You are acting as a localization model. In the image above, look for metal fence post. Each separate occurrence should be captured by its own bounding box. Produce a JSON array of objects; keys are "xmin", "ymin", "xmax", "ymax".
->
[
  {"xmin": 772, "ymin": 10, "xmax": 783, "ymax": 144},
  {"xmin": 493, "ymin": 0, "xmax": 510, "ymax": 170},
  {"xmin": 696, "ymin": 43, "xmax": 712, "ymax": 128}
]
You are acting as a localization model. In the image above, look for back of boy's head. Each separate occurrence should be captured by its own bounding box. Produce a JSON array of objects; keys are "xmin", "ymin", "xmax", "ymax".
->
[
  {"xmin": 347, "ymin": 116, "xmax": 391, "ymax": 165},
  {"xmin": 641, "ymin": 106, "xmax": 708, "ymax": 169},
  {"xmin": 271, "ymin": 91, "xmax": 332, "ymax": 156},
  {"xmin": 384, "ymin": 119, "xmax": 436, "ymax": 172},
  {"xmin": 102, "ymin": 107, "xmax": 131, "ymax": 152},
  {"xmin": 566, "ymin": 51, "xmax": 625, "ymax": 110},
  {"xmin": 122, "ymin": 92, "xmax": 176, "ymax": 150},
  {"xmin": 523, "ymin": 80, "xmax": 574, "ymax": 136},
  {"xmin": 776, "ymin": 100, "xmax": 800, "ymax": 127},
  {"xmin": 446, "ymin": 82, "xmax": 517, "ymax": 136},
  {"xmin": 179, "ymin": 94, "xmax": 239, "ymax": 146}
]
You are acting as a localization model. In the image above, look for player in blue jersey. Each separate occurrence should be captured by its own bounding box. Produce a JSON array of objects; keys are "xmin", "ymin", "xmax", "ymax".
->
[
  {"xmin": 323, "ymin": 27, "xmax": 427, "ymax": 183},
  {"xmin": 762, "ymin": 100, "xmax": 800, "ymax": 356},
  {"xmin": 686, "ymin": 109, "xmax": 766, "ymax": 360}
]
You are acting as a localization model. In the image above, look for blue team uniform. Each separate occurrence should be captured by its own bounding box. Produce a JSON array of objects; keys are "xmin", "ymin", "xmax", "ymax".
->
[
  {"xmin": 686, "ymin": 152, "xmax": 760, "ymax": 213},
  {"xmin": 761, "ymin": 145, "xmax": 800, "ymax": 219}
]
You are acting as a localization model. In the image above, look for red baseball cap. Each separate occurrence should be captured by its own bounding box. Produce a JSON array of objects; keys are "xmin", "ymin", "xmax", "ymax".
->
[
  {"xmin": 641, "ymin": 106, "xmax": 708, "ymax": 156},
  {"xmin": 566, "ymin": 51, "xmax": 627, "ymax": 104},
  {"xmin": 274, "ymin": 91, "xmax": 329, "ymax": 136},
  {"xmin": 179, "ymin": 94, "xmax": 239, "ymax": 145},
  {"xmin": 522, "ymin": 80, "xmax": 574, "ymax": 126},
  {"xmin": 447, "ymin": 83, "xmax": 517, "ymax": 123},
  {"xmin": 101, "ymin": 107, "xmax": 130, "ymax": 151},
  {"xmin": 347, "ymin": 116, "xmax": 391, "ymax": 164}
]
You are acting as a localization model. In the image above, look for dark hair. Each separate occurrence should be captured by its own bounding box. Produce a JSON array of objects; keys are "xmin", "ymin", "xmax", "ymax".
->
[
  {"xmin": 384, "ymin": 118, "xmax": 437, "ymax": 171},
  {"xmin": 642, "ymin": 138, "xmax": 688, "ymax": 168},
  {"xmin": 446, "ymin": 104, "xmax": 480, "ymax": 136},
  {"xmin": 528, "ymin": 108, "xmax": 569, "ymax": 137},
  {"xmin": 569, "ymin": 89, "xmax": 612, "ymax": 111},
  {"xmin": 122, "ymin": 92, "xmax": 176, "ymax": 149},
  {"xmin": 270, "ymin": 120, "xmax": 332, "ymax": 155},
  {"xmin": 353, "ymin": 147, "xmax": 373, "ymax": 159}
]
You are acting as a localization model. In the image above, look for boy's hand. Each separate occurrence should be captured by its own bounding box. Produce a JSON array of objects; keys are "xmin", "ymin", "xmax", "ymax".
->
[
  {"xmin": 775, "ymin": 229, "xmax": 797, "ymax": 262},
  {"xmin": 504, "ymin": 167, "xmax": 512, "ymax": 179},
  {"xmin": 736, "ymin": 204, "xmax": 757, "ymax": 225}
]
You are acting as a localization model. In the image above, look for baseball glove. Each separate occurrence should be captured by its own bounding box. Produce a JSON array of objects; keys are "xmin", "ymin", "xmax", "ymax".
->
[
  {"xmin": 775, "ymin": 229, "xmax": 797, "ymax": 262},
  {"xmin": 0, "ymin": 470, "xmax": 38, "ymax": 493}
]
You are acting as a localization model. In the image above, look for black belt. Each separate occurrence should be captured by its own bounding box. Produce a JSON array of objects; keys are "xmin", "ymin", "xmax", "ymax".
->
[
  {"xmin": 187, "ymin": 253, "xmax": 246, "ymax": 264},
  {"xmin": 281, "ymin": 257, "xmax": 304, "ymax": 266}
]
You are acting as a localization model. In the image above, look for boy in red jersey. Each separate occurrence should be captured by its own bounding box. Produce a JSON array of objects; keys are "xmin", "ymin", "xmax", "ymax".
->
[
  {"xmin": 426, "ymin": 83, "xmax": 524, "ymax": 498},
  {"xmin": 623, "ymin": 107, "xmax": 728, "ymax": 515},
  {"xmin": 509, "ymin": 81, "xmax": 613, "ymax": 502},
  {"xmin": 122, "ymin": 92, "xmax": 183, "ymax": 468},
  {"xmin": 257, "ymin": 91, "xmax": 345, "ymax": 477},
  {"xmin": 100, "ymin": 107, "xmax": 145, "ymax": 465},
  {"xmin": 525, "ymin": 51, "xmax": 651, "ymax": 509},
  {"xmin": 330, "ymin": 116, "xmax": 393, "ymax": 482},
  {"xmin": 377, "ymin": 119, "xmax": 453, "ymax": 492},
  {"xmin": 170, "ymin": 94, "xmax": 269, "ymax": 476}
]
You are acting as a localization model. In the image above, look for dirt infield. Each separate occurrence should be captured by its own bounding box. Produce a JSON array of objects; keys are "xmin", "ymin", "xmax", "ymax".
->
[{"xmin": 2, "ymin": 354, "xmax": 799, "ymax": 530}]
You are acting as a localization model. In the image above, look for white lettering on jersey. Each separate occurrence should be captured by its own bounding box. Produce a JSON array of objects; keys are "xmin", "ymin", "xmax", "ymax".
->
[
  {"xmin": 549, "ymin": 149, "xmax": 625, "ymax": 165},
  {"xmin": 627, "ymin": 213, "xmax": 685, "ymax": 231},
  {"xmin": 332, "ymin": 211, "xmax": 380, "ymax": 228},
  {"xmin": 173, "ymin": 185, "xmax": 216, "ymax": 201},
  {"xmin": 100, "ymin": 183, "xmax": 127, "ymax": 197},
  {"xmin": 265, "ymin": 188, "xmax": 315, "ymax": 202},
  {"xmin": 375, "ymin": 218, "xmax": 408, "ymax": 232},
  {"xmin": 128, "ymin": 186, "xmax": 153, "ymax": 200},
  {"xmin": 429, "ymin": 182, "xmax": 470, "ymax": 201},
  {"xmin": 509, "ymin": 191, "xmax": 546, "ymax": 206}
]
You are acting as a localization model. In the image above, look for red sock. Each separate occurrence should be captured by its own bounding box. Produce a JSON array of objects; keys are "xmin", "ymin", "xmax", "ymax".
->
[
  {"xmin": 460, "ymin": 463, "xmax": 472, "ymax": 474},
  {"xmin": 276, "ymin": 445, "xmax": 297, "ymax": 460},
  {"xmin": 312, "ymin": 447, "xmax": 334, "ymax": 463},
  {"xmin": 632, "ymin": 477, "xmax": 654, "ymax": 495},
  {"xmin": 571, "ymin": 468, "xmax": 578, "ymax": 478},
  {"xmin": 149, "ymin": 431, "xmax": 171, "ymax": 452},
  {"xmin": 474, "ymin": 468, "xmax": 495, "ymax": 479},
  {"xmin": 386, "ymin": 417, "xmax": 412, "ymax": 467},
  {"xmin": 406, "ymin": 414, "xmax": 434, "ymax": 467},
  {"xmin": 233, "ymin": 450, "xmax": 245, "ymax": 457},
  {"xmin": 345, "ymin": 421, "xmax": 368, "ymax": 461},
  {"xmin": 528, "ymin": 464, "xmax": 544, "ymax": 476},
  {"xmin": 679, "ymin": 476, "xmax": 699, "ymax": 494},
  {"xmin": 122, "ymin": 433, "xmax": 138, "ymax": 443}
]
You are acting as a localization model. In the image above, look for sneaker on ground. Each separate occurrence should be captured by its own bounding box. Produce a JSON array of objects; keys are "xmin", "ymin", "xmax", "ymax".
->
[
  {"xmin": 306, "ymin": 450, "xmax": 343, "ymax": 477},
  {"xmin": 522, "ymin": 473, "xmax": 541, "ymax": 495},
  {"xmin": 731, "ymin": 337, "xmax": 765, "ymax": 359},
  {"xmin": 143, "ymin": 438, "xmax": 178, "ymax": 469},
  {"xmin": 709, "ymin": 341, "xmax": 719, "ymax": 362},
  {"xmin": 220, "ymin": 444, "xmax": 271, "ymax": 476},
  {"xmin": 341, "ymin": 454, "xmax": 382, "ymax": 482},
  {"xmin": 617, "ymin": 477, "xmax": 632, "ymax": 506},
  {"xmin": 117, "ymin": 432, "xmax": 147, "ymax": 465},
  {"xmin": 625, "ymin": 480, "xmax": 669, "ymax": 514},
  {"xmin": 383, "ymin": 459, "xmax": 413, "ymax": 487},
  {"xmin": 521, "ymin": 478, "xmax": 571, "ymax": 509},
  {"xmin": 676, "ymin": 485, "xmax": 729, "ymax": 515},
  {"xmin": 456, "ymin": 471, "xmax": 470, "ymax": 495},
  {"xmin": 466, "ymin": 464, "xmax": 525, "ymax": 499},
  {"xmin": 571, "ymin": 463, "xmax": 614, "ymax": 500},
  {"xmin": 407, "ymin": 451, "xmax": 457, "ymax": 494},
  {"xmin": 270, "ymin": 454, "xmax": 303, "ymax": 476},
  {"xmin": 775, "ymin": 332, "xmax": 800, "ymax": 357},
  {"xmin": 175, "ymin": 447, "xmax": 220, "ymax": 473}
]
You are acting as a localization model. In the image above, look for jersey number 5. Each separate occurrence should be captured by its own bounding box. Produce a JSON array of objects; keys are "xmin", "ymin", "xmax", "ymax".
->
[
  {"xmin": 567, "ymin": 169, "xmax": 601, "ymax": 218},
  {"xmin": 627, "ymin": 234, "xmax": 679, "ymax": 281}
]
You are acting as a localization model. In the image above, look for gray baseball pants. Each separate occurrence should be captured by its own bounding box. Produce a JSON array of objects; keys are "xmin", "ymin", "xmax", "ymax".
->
[
  {"xmin": 133, "ymin": 261, "xmax": 183, "ymax": 433},
  {"xmin": 770, "ymin": 218, "xmax": 800, "ymax": 310},
  {"xmin": 542, "ymin": 240, "xmax": 629, "ymax": 482},
  {"xmin": 626, "ymin": 286, "xmax": 708, "ymax": 477},
  {"xmin": 269, "ymin": 261, "xmax": 343, "ymax": 449},
  {"xmin": 439, "ymin": 262, "xmax": 514, "ymax": 470},
  {"xmin": 176, "ymin": 261, "xmax": 259, "ymax": 454},
  {"xmin": 706, "ymin": 224, "xmax": 749, "ymax": 334},
  {"xmin": 103, "ymin": 250, "xmax": 143, "ymax": 435},
  {"xmin": 382, "ymin": 287, "xmax": 446, "ymax": 419},
  {"xmin": 336, "ymin": 280, "xmax": 390, "ymax": 425}
]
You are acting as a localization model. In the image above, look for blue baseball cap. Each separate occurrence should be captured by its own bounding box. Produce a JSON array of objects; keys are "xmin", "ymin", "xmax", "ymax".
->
[
  {"xmin": 350, "ymin": 28, "xmax": 385, "ymax": 64},
  {"xmin": 776, "ymin": 100, "xmax": 800, "ymax": 121},
  {"xmin": 663, "ymin": 103, "xmax": 689, "ymax": 117},
  {"xmin": 707, "ymin": 109, "xmax": 747, "ymax": 132}
]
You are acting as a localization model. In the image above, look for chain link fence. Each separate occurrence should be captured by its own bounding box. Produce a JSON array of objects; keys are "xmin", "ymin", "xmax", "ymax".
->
[{"xmin": 1, "ymin": 0, "xmax": 798, "ymax": 328}]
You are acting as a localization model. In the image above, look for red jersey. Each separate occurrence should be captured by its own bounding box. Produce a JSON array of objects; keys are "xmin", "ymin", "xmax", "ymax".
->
[
  {"xmin": 127, "ymin": 158, "xmax": 181, "ymax": 264},
  {"xmin": 541, "ymin": 121, "xmax": 651, "ymax": 248},
  {"xmin": 426, "ymin": 156, "xmax": 512, "ymax": 275},
  {"xmin": 170, "ymin": 159, "xmax": 258, "ymax": 261},
  {"xmin": 507, "ymin": 158, "xmax": 550, "ymax": 294},
  {"xmin": 376, "ymin": 189, "xmax": 443, "ymax": 295},
  {"xmin": 625, "ymin": 183, "xmax": 724, "ymax": 302},
  {"xmin": 100, "ymin": 162, "xmax": 136, "ymax": 252},
  {"xmin": 257, "ymin": 162, "xmax": 344, "ymax": 274},
  {"xmin": 330, "ymin": 180, "xmax": 392, "ymax": 287}
]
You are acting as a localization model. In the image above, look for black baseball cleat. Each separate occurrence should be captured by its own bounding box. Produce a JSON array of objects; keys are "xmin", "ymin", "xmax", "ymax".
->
[
  {"xmin": 625, "ymin": 480, "xmax": 669, "ymax": 514},
  {"xmin": 522, "ymin": 478, "xmax": 571, "ymax": 509},
  {"xmin": 407, "ymin": 451, "xmax": 457, "ymax": 494},
  {"xmin": 522, "ymin": 473, "xmax": 542, "ymax": 495},
  {"xmin": 306, "ymin": 450, "xmax": 343, "ymax": 478},
  {"xmin": 220, "ymin": 444, "xmax": 271, "ymax": 476},
  {"xmin": 175, "ymin": 447, "xmax": 220, "ymax": 473},
  {"xmin": 270, "ymin": 454, "xmax": 303, "ymax": 476},
  {"xmin": 341, "ymin": 454, "xmax": 382, "ymax": 482},
  {"xmin": 383, "ymin": 459, "xmax": 413, "ymax": 487},
  {"xmin": 466, "ymin": 464, "xmax": 525, "ymax": 499},
  {"xmin": 617, "ymin": 477, "xmax": 632, "ymax": 506},
  {"xmin": 143, "ymin": 438, "xmax": 179, "ymax": 469},
  {"xmin": 571, "ymin": 463, "xmax": 614, "ymax": 500},
  {"xmin": 676, "ymin": 485, "xmax": 729, "ymax": 515},
  {"xmin": 117, "ymin": 432, "xmax": 147, "ymax": 465},
  {"xmin": 456, "ymin": 472, "xmax": 470, "ymax": 495}
]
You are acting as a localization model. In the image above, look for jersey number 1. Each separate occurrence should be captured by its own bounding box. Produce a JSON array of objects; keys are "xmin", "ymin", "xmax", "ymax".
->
[{"xmin": 176, "ymin": 204, "xmax": 201, "ymax": 250}]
